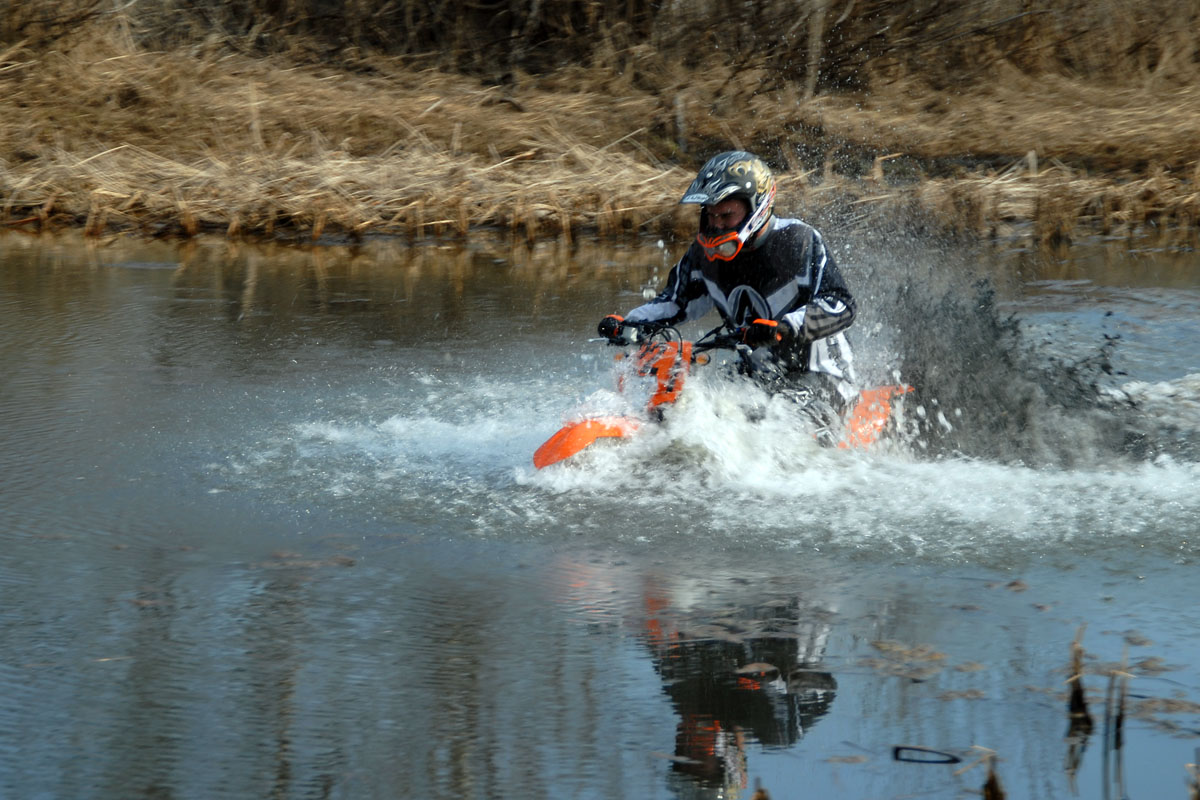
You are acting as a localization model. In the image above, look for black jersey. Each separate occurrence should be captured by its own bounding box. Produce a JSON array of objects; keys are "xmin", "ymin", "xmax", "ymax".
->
[{"xmin": 626, "ymin": 216, "xmax": 857, "ymax": 382}]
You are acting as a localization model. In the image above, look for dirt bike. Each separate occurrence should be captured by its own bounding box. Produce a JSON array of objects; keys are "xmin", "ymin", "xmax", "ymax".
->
[{"xmin": 533, "ymin": 320, "xmax": 912, "ymax": 469}]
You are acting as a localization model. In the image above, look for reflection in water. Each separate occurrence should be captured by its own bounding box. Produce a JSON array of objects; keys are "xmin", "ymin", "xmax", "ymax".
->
[
  {"xmin": 0, "ymin": 229, "xmax": 657, "ymax": 351},
  {"xmin": 637, "ymin": 582, "xmax": 837, "ymax": 798}
]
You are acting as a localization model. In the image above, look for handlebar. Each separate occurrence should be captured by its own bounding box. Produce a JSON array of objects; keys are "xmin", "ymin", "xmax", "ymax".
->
[
  {"xmin": 597, "ymin": 318, "xmax": 676, "ymax": 346},
  {"xmin": 598, "ymin": 319, "xmax": 789, "ymax": 383},
  {"xmin": 602, "ymin": 320, "xmax": 751, "ymax": 357},
  {"xmin": 693, "ymin": 329, "xmax": 748, "ymax": 354}
]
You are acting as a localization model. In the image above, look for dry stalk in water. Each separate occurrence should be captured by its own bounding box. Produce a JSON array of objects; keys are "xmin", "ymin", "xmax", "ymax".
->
[{"xmin": 1068, "ymin": 625, "xmax": 1093, "ymax": 733}]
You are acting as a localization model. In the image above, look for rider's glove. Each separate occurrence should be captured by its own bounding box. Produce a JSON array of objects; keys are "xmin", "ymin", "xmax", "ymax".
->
[
  {"xmin": 597, "ymin": 314, "xmax": 629, "ymax": 343},
  {"xmin": 741, "ymin": 318, "xmax": 790, "ymax": 348}
]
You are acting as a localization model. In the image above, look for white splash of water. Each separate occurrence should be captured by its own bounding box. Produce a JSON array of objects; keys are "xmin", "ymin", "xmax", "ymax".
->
[
  {"xmin": 227, "ymin": 355, "xmax": 1200, "ymax": 563},
  {"xmin": 1105, "ymin": 372, "xmax": 1200, "ymax": 428},
  {"xmin": 516, "ymin": 367, "xmax": 1200, "ymax": 561}
]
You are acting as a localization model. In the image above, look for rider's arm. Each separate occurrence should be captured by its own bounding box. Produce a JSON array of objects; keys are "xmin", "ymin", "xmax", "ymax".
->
[
  {"xmin": 624, "ymin": 248, "xmax": 713, "ymax": 325},
  {"xmin": 780, "ymin": 230, "xmax": 856, "ymax": 342}
]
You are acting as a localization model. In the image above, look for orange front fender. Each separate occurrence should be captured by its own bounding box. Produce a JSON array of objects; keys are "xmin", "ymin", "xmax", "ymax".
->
[{"xmin": 533, "ymin": 416, "xmax": 641, "ymax": 469}]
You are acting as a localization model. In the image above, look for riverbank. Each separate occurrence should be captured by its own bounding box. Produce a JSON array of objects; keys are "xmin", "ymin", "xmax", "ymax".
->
[{"xmin": 4, "ymin": 10, "xmax": 1200, "ymax": 249}]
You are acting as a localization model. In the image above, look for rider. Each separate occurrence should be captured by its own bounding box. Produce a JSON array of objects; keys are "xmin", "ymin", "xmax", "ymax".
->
[{"xmin": 598, "ymin": 150, "xmax": 858, "ymax": 408}]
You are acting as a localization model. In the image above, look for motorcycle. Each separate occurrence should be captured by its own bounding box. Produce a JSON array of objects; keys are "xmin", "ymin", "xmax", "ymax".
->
[{"xmin": 533, "ymin": 321, "xmax": 912, "ymax": 469}]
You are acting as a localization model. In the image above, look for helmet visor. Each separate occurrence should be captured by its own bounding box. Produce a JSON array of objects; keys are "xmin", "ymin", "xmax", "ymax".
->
[{"xmin": 696, "ymin": 230, "xmax": 745, "ymax": 261}]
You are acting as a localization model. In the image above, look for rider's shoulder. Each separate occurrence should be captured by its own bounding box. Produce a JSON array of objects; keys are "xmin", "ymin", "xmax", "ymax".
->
[
  {"xmin": 770, "ymin": 216, "xmax": 818, "ymax": 235},
  {"xmin": 760, "ymin": 216, "xmax": 821, "ymax": 251}
]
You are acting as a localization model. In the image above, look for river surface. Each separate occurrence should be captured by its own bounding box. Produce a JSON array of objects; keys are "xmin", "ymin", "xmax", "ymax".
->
[{"xmin": 2, "ymin": 230, "xmax": 1198, "ymax": 800}]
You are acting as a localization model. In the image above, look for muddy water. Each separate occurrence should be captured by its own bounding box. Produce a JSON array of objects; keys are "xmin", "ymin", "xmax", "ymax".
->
[{"xmin": 1, "ymin": 231, "xmax": 1198, "ymax": 800}]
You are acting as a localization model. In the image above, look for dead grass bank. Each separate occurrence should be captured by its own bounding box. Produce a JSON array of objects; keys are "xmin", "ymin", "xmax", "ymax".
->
[{"xmin": 2, "ymin": 22, "xmax": 1200, "ymax": 248}]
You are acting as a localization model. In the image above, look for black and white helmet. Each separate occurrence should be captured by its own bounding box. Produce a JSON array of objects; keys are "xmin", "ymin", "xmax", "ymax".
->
[{"xmin": 681, "ymin": 151, "xmax": 777, "ymax": 260}]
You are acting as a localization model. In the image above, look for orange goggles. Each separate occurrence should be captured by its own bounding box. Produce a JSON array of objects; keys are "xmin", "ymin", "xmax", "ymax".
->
[{"xmin": 695, "ymin": 230, "xmax": 745, "ymax": 261}]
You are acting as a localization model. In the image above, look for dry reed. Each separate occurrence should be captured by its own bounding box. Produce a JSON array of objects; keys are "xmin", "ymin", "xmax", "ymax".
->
[{"xmin": 3, "ymin": 1, "xmax": 1199, "ymax": 246}]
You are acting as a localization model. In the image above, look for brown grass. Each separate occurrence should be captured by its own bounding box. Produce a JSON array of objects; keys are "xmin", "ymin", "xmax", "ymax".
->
[{"xmin": 3, "ymin": 2, "xmax": 1200, "ymax": 246}]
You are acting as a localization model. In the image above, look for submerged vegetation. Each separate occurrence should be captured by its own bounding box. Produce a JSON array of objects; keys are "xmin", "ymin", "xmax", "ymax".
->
[{"xmin": 2, "ymin": 0, "xmax": 1199, "ymax": 245}]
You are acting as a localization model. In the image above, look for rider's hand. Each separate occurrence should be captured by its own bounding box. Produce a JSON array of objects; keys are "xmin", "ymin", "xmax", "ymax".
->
[
  {"xmin": 741, "ymin": 318, "xmax": 788, "ymax": 348},
  {"xmin": 597, "ymin": 314, "xmax": 628, "ymax": 343}
]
